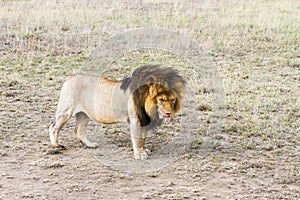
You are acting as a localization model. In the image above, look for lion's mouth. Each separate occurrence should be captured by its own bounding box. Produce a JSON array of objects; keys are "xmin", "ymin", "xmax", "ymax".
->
[
  {"xmin": 163, "ymin": 113, "xmax": 172, "ymax": 118},
  {"xmin": 158, "ymin": 109, "xmax": 173, "ymax": 119}
]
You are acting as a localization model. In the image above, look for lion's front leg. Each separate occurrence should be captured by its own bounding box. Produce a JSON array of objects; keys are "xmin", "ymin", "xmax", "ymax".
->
[
  {"xmin": 129, "ymin": 120, "xmax": 151, "ymax": 160},
  {"xmin": 128, "ymin": 96, "xmax": 151, "ymax": 160},
  {"xmin": 131, "ymin": 136, "xmax": 151, "ymax": 160}
]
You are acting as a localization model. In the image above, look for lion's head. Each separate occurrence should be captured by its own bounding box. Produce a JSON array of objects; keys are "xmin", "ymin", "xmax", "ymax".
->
[
  {"xmin": 145, "ymin": 84, "xmax": 182, "ymax": 119},
  {"xmin": 121, "ymin": 65, "xmax": 186, "ymax": 127}
]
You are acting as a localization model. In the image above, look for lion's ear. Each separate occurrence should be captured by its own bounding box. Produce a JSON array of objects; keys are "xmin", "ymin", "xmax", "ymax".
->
[
  {"xmin": 148, "ymin": 84, "xmax": 158, "ymax": 98},
  {"xmin": 147, "ymin": 76, "xmax": 155, "ymax": 85},
  {"xmin": 146, "ymin": 82, "xmax": 154, "ymax": 88}
]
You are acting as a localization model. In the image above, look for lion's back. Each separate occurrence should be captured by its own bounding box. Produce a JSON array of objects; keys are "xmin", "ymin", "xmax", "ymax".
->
[{"xmin": 56, "ymin": 74, "xmax": 126, "ymax": 123}]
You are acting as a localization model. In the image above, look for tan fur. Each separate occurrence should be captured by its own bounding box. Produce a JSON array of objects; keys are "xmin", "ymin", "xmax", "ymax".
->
[{"xmin": 49, "ymin": 65, "xmax": 185, "ymax": 160}]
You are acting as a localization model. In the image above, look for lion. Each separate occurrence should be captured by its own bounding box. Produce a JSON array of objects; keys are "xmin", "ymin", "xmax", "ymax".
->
[{"xmin": 49, "ymin": 64, "xmax": 186, "ymax": 160}]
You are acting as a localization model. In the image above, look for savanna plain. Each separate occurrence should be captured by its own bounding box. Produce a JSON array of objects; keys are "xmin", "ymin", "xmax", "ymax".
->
[{"xmin": 0, "ymin": 0, "xmax": 299, "ymax": 199}]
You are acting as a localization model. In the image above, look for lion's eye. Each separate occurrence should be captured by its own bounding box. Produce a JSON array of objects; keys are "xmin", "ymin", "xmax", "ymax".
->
[
  {"xmin": 159, "ymin": 98, "xmax": 165, "ymax": 102},
  {"xmin": 170, "ymin": 99, "xmax": 176, "ymax": 103}
]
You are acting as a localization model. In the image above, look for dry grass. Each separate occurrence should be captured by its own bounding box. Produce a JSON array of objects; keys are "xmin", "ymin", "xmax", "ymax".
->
[{"xmin": 0, "ymin": 0, "xmax": 299, "ymax": 199}]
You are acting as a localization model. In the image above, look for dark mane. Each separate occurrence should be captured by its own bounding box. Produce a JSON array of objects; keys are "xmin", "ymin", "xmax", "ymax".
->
[
  {"xmin": 130, "ymin": 65, "xmax": 185, "ymax": 94},
  {"xmin": 120, "ymin": 77, "xmax": 131, "ymax": 91},
  {"xmin": 120, "ymin": 64, "xmax": 186, "ymax": 127}
]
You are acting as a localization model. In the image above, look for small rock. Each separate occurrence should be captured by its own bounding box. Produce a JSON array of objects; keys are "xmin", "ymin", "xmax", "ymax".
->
[
  {"xmin": 32, "ymin": 177, "xmax": 39, "ymax": 181},
  {"xmin": 119, "ymin": 174, "xmax": 126, "ymax": 179},
  {"xmin": 166, "ymin": 181, "xmax": 175, "ymax": 186},
  {"xmin": 141, "ymin": 192, "xmax": 152, "ymax": 199},
  {"xmin": 102, "ymin": 177, "xmax": 113, "ymax": 183},
  {"xmin": 42, "ymin": 179, "xmax": 50, "ymax": 183},
  {"xmin": 147, "ymin": 173, "xmax": 158, "ymax": 178},
  {"xmin": 21, "ymin": 193, "xmax": 34, "ymax": 198},
  {"xmin": 290, "ymin": 58, "xmax": 300, "ymax": 68},
  {"xmin": 45, "ymin": 161, "xmax": 65, "ymax": 168},
  {"xmin": 194, "ymin": 173, "xmax": 201, "ymax": 178},
  {"xmin": 0, "ymin": 151, "xmax": 8, "ymax": 157},
  {"xmin": 48, "ymin": 172, "xmax": 58, "ymax": 176}
]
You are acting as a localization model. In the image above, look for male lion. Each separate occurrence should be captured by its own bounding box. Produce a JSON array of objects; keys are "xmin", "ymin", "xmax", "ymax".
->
[{"xmin": 49, "ymin": 65, "xmax": 186, "ymax": 160}]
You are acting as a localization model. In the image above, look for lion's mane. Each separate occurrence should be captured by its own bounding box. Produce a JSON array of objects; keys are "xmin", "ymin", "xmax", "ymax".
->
[{"xmin": 120, "ymin": 65, "xmax": 186, "ymax": 127}]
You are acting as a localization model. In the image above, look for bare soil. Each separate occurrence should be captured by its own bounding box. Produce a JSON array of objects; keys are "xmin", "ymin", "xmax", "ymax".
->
[{"xmin": 1, "ymin": 1, "xmax": 299, "ymax": 199}]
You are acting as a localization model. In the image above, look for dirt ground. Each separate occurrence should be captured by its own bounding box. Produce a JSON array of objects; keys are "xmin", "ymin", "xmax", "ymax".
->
[
  {"xmin": 1, "ymin": 98, "xmax": 298, "ymax": 200},
  {"xmin": 0, "ymin": 0, "xmax": 299, "ymax": 199}
]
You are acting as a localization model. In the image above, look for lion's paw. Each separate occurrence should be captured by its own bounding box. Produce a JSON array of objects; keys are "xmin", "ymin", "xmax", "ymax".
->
[
  {"xmin": 51, "ymin": 144, "xmax": 66, "ymax": 150},
  {"xmin": 134, "ymin": 149, "xmax": 151, "ymax": 160},
  {"xmin": 47, "ymin": 144, "xmax": 66, "ymax": 155}
]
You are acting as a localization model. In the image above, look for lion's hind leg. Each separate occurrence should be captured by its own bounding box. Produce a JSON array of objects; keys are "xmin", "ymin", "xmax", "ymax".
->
[
  {"xmin": 75, "ymin": 112, "xmax": 98, "ymax": 148},
  {"xmin": 49, "ymin": 111, "xmax": 72, "ymax": 149}
]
